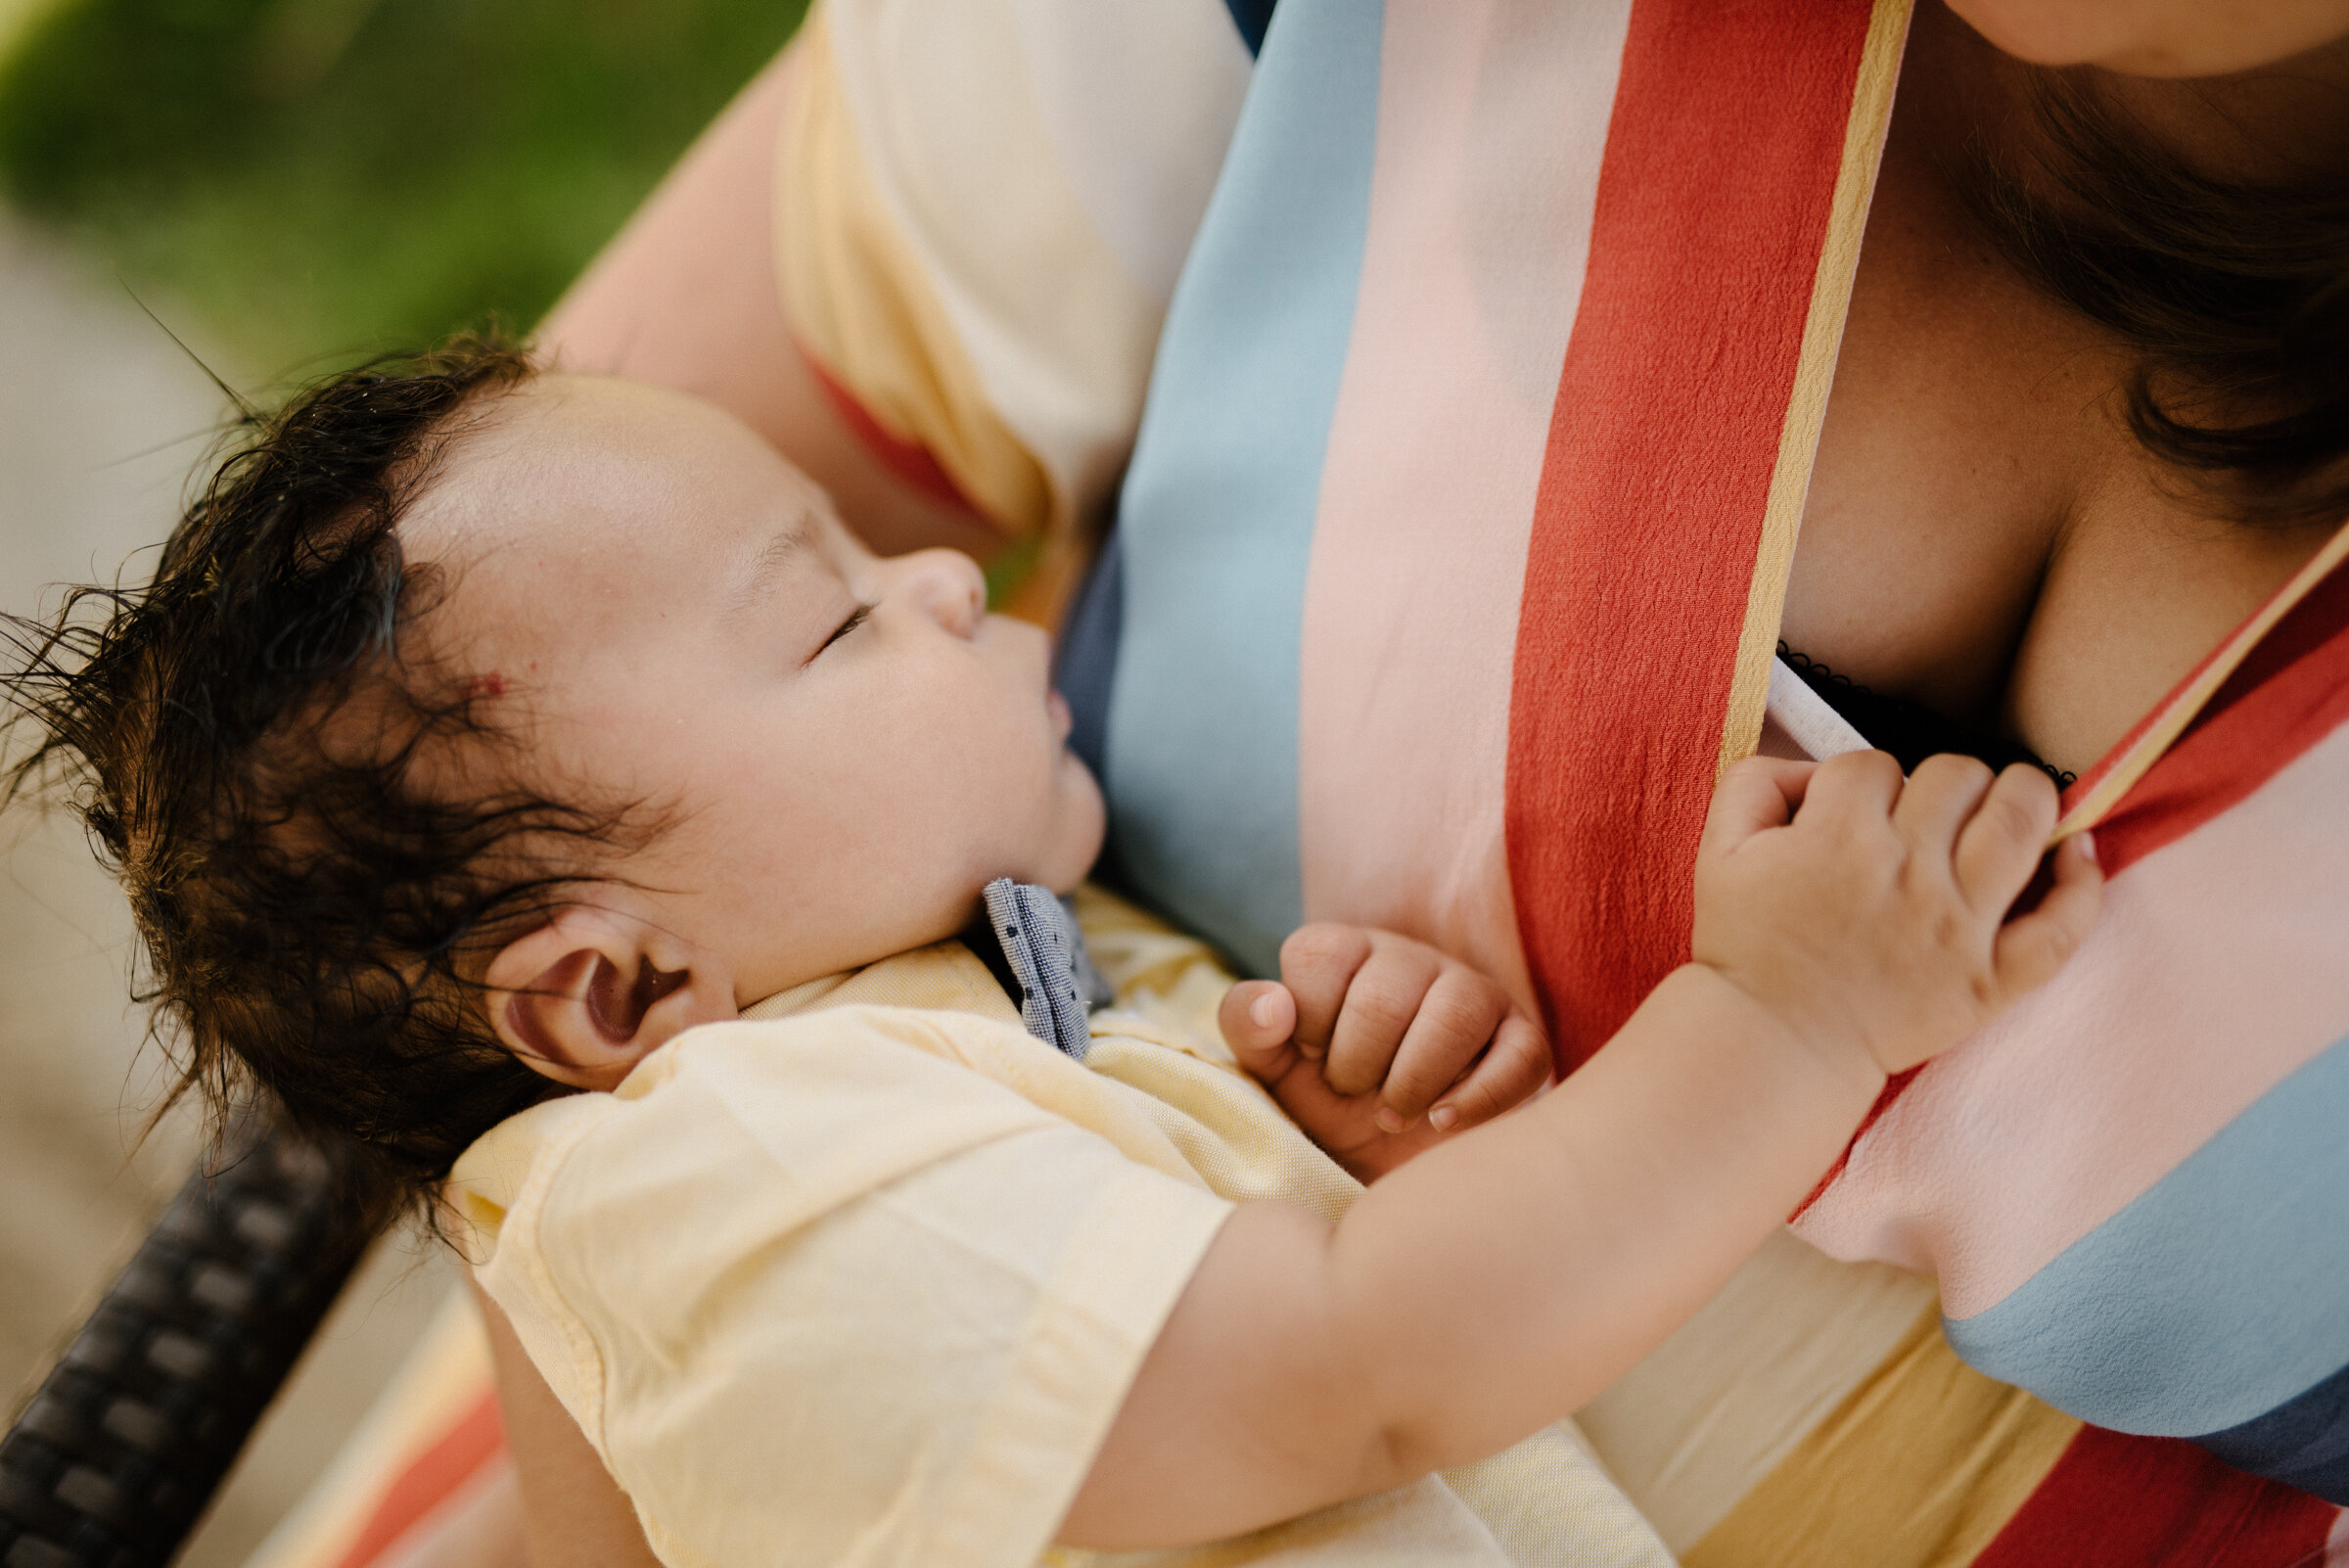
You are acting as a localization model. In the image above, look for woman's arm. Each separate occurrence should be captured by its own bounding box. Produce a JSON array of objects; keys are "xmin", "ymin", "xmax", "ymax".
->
[{"xmin": 533, "ymin": 39, "xmax": 999, "ymax": 563}]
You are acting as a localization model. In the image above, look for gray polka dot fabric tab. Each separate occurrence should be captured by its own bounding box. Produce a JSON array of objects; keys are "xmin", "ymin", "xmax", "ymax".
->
[{"xmin": 982, "ymin": 879, "xmax": 1112, "ymax": 1060}]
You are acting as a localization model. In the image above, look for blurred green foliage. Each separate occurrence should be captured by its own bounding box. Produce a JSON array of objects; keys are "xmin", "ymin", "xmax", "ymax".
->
[{"xmin": 0, "ymin": 0, "xmax": 806, "ymax": 371}]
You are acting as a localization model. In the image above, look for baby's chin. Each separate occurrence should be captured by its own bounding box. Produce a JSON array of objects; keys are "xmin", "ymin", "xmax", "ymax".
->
[
  {"xmin": 1059, "ymin": 757, "xmax": 1111, "ymax": 888},
  {"xmin": 1019, "ymin": 758, "xmax": 1110, "ymax": 897}
]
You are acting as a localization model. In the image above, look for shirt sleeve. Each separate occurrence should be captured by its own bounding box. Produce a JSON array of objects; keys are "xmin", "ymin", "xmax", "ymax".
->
[
  {"xmin": 776, "ymin": 0, "xmax": 1252, "ymax": 542},
  {"xmin": 488, "ymin": 1013, "xmax": 1234, "ymax": 1568}
]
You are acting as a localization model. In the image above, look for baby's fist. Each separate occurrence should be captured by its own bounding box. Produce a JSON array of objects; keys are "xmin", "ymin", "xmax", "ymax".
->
[{"xmin": 1221, "ymin": 925, "xmax": 1551, "ymax": 1180}]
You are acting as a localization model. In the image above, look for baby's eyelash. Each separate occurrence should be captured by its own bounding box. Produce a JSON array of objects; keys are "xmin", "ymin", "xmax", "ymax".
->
[{"xmin": 817, "ymin": 604, "xmax": 872, "ymax": 655}]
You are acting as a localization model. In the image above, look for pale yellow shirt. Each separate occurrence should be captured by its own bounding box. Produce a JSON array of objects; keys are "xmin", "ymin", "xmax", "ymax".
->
[{"xmin": 450, "ymin": 889, "xmax": 1674, "ymax": 1568}]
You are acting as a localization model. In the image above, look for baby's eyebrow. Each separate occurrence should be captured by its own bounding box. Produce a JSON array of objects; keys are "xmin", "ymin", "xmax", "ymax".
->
[{"xmin": 720, "ymin": 517, "xmax": 816, "ymax": 625}]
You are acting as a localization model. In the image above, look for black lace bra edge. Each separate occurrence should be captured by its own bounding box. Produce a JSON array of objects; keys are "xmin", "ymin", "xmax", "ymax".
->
[{"xmin": 1776, "ymin": 644, "xmax": 2076, "ymax": 790}]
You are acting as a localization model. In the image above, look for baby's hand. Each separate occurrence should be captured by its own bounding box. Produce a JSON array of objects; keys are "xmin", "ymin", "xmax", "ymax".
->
[
  {"xmin": 1219, "ymin": 926, "xmax": 1551, "ymax": 1180},
  {"xmin": 1693, "ymin": 751, "xmax": 2104, "ymax": 1085}
]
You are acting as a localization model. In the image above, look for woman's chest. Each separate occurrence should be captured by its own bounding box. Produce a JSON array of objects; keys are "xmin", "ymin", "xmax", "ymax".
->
[{"xmin": 1779, "ymin": 140, "xmax": 2329, "ymax": 780}]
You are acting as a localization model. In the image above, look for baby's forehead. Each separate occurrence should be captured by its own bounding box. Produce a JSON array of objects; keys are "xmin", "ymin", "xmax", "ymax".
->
[
  {"xmin": 399, "ymin": 376, "xmax": 833, "ymax": 654},
  {"xmin": 405, "ymin": 376, "xmax": 727, "ymax": 544}
]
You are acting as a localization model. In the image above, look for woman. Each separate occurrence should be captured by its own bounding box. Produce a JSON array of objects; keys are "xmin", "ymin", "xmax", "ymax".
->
[{"xmin": 461, "ymin": 0, "xmax": 2349, "ymax": 1561}]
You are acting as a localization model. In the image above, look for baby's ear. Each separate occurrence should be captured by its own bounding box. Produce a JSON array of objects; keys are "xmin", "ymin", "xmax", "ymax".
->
[{"xmin": 485, "ymin": 906, "xmax": 738, "ymax": 1090}]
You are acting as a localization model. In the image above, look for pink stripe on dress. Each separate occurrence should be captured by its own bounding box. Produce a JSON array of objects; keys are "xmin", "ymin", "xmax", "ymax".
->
[
  {"xmin": 1794, "ymin": 716, "xmax": 2349, "ymax": 1317},
  {"xmin": 1296, "ymin": 0, "xmax": 1634, "ymax": 1015}
]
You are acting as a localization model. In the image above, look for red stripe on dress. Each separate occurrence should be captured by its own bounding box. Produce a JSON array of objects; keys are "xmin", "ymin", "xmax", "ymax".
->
[
  {"xmin": 1506, "ymin": 0, "xmax": 1879, "ymax": 1071},
  {"xmin": 2088, "ymin": 550, "xmax": 2349, "ymax": 879},
  {"xmin": 1971, "ymin": 1425, "xmax": 2337, "ymax": 1567},
  {"xmin": 1787, "ymin": 1062, "xmax": 1920, "ymax": 1221},
  {"xmin": 800, "ymin": 346, "xmax": 982, "ymax": 517},
  {"xmin": 331, "ymin": 1388, "xmax": 506, "ymax": 1568}
]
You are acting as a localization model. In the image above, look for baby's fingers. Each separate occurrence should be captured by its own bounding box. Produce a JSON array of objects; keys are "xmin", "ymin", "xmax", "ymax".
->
[
  {"xmin": 1220, "ymin": 981, "xmax": 1299, "ymax": 1083},
  {"xmin": 1368, "ymin": 966, "xmax": 1506, "ymax": 1130},
  {"xmin": 1893, "ymin": 754, "xmax": 1996, "ymax": 858},
  {"xmin": 1989, "ymin": 832, "xmax": 2103, "ymax": 998},
  {"xmin": 1427, "ymin": 1011, "xmax": 1551, "ymax": 1134},
  {"xmin": 1279, "ymin": 924, "xmax": 1375, "ymax": 1060},
  {"xmin": 1323, "ymin": 941, "xmax": 1445, "ymax": 1095},
  {"xmin": 1953, "ymin": 764, "xmax": 2062, "ymax": 915},
  {"xmin": 1701, "ymin": 756, "xmax": 1818, "ymax": 857}
]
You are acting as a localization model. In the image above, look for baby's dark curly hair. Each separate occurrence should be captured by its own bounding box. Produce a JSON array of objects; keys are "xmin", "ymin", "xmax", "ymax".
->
[{"xmin": 0, "ymin": 335, "xmax": 638, "ymax": 1210}]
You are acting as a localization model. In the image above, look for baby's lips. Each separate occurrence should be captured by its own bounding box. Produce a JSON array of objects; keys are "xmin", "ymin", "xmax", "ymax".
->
[{"xmin": 1047, "ymin": 689, "xmax": 1073, "ymax": 742}]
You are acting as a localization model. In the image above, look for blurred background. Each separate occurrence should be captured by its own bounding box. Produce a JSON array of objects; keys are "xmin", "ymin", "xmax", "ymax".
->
[{"xmin": 0, "ymin": 0, "xmax": 805, "ymax": 1559}]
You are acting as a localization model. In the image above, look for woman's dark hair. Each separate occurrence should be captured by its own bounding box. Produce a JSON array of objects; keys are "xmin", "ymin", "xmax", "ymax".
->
[
  {"xmin": 0, "ymin": 334, "xmax": 627, "ymax": 1211},
  {"xmin": 1970, "ymin": 76, "xmax": 2349, "ymax": 528}
]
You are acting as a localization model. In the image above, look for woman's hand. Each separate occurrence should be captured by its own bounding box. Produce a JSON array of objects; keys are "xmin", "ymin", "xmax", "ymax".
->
[{"xmin": 1219, "ymin": 925, "xmax": 1551, "ymax": 1179}]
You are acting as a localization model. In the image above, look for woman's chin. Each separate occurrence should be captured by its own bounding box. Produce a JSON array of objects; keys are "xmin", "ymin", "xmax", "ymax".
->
[{"xmin": 1947, "ymin": 0, "xmax": 2349, "ymax": 78}]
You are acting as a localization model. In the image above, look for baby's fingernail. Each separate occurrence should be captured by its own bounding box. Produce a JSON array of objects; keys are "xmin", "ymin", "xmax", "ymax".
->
[
  {"xmin": 1374, "ymin": 1107, "xmax": 1406, "ymax": 1133},
  {"xmin": 2076, "ymin": 830, "xmax": 2096, "ymax": 862},
  {"xmin": 1249, "ymin": 992, "xmax": 1282, "ymax": 1030},
  {"xmin": 1428, "ymin": 1105, "xmax": 1458, "ymax": 1131}
]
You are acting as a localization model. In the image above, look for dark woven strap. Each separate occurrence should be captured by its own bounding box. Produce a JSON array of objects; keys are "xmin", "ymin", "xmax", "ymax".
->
[{"xmin": 1, "ymin": 1117, "xmax": 382, "ymax": 1568}]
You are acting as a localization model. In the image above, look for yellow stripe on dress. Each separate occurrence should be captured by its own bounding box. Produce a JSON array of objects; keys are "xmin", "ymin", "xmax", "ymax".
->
[
  {"xmin": 1578, "ymin": 1227, "xmax": 1938, "ymax": 1551},
  {"xmin": 1717, "ymin": 0, "xmax": 1913, "ymax": 779},
  {"xmin": 774, "ymin": 8, "xmax": 1053, "ymax": 536},
  {"xmin": 777, "ymin": 0, "xmax": 1212, "ymax": 565},
  {"xmin": 1684, "ymin": 1307, "xmax": 2080, "ymax": 1568},
  {"xmin": 2053, "ymin": 516, "xmax": 2349, "ymax": 841}
]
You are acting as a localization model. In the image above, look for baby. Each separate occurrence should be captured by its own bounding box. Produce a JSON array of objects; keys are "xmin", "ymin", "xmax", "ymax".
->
[{"xmin": 7, "ymin": 341, "xmax": 2101, "ymax": 1564}]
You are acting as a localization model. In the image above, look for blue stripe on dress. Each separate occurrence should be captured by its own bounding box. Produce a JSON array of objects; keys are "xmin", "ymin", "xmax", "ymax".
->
[
  {"xmin": 2197, "ymin": 1355, "xmax": 2349, "ymax": 1504},
  {"xmin": 1944, "ymin": 1033, "xmax": 2349, "ymax": 1437},
  {"xmin": 1104, "ymin": 0, "xmax": 1383, "ymax": 978},
  {"xmin": 1053, "ymin": 524, "xmax": 1123, "ymax": 792}
]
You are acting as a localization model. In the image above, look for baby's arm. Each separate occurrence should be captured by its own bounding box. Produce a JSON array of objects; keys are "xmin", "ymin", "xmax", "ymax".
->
[
  {"xmin": 1220, "ymin": 927, "xmax": 1552, "ymax": 1179},
  {"xmin": 1058, "ymin": 754, "xmax": 2101, "ymax": 1550}
]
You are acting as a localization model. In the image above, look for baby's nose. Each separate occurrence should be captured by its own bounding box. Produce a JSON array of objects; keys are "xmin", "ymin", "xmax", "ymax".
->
[{"xmin": 900, "ymin": 548, "xmax": 986, "ymax": 636}]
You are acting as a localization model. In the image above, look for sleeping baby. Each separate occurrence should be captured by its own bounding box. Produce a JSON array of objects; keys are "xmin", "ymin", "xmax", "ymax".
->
[{"xmin": 3, "ymin": 339, "xmax": 2101, "ymax": 1565}]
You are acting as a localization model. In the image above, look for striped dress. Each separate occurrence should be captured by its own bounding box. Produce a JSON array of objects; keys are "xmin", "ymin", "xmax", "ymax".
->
[{"xmin": 780, "ymin": 0, "xmax": 2349, "ymax": 1557}]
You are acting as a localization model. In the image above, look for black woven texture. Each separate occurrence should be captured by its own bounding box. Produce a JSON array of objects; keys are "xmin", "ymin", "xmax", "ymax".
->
[{"xmin": 0, "ymin": 1116, "xmax": 381, "ymax": 1568}]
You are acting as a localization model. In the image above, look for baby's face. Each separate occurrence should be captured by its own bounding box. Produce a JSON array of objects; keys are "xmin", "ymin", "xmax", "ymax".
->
[{"xmin": 401, "ymin": 375, "xmax": 1104, "ymax": 1004}]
